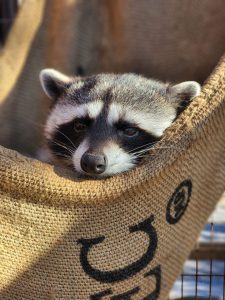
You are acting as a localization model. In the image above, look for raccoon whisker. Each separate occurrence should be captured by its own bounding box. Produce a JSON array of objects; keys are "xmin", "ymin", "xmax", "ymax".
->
[
  {"xmin": 132, "ymin": 144, "xmax": 178, "ymax": 155},
  {"xmin": 131, "ymin": 147, "xmax": 156, "ymax": 156},
  {"xmin": 127, "ymin": 141, "xmax": 158, "ymax": 154},
  {"xmin": 39, "ymin": 69, "xmax": 200, "ymax": 177},
  {"xmin": 131, "ymin": 147, "xmax": 179, "ymax": 160},
  {"xmin": 51, "ymin": 151, "xmax": 75, "ymax": 168},
  {"xmin": 19, "ymin": 118, "xmax": 77, "ymax": 153},
  {"xmin": 131, "ymin": 153, "xmax": 156, "ymax": 160},
  {"xmin": 51, "ymin": 139, "xmax": 75, "ymax": 151},
  {"xmin": 17, "ymin": 117, "xmax": 76, "ymax": 148},
  {"xmin": 50, "ymin": 140, "xmax": 75, "ymax": 155},
  {"xmin": 151, "ymin": 145, "xmax": 179, "ymax": 151},
  {"xmin": 54, "ymin": 129, "xmax": 76, "ymax": 149},
  {"xmin": 131, "ymin": 149, "xmax": 151, "ymax": 155},
  {"xmin": 131, "ymin": 150, "xmax": 156, "ymax": 158},
  {"xmin": 51, "ymin": 151, "xmax": 72, "ymax": 160}
]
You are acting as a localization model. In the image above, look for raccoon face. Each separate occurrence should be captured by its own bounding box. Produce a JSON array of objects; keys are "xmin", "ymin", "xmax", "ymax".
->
[{"xmin": 40, "ymin": 69, "xmax": 200, "ymax": 177}]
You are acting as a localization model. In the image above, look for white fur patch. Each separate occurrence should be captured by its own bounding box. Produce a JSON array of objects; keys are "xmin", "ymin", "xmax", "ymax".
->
[
  {"xmin": 72, "ymin": 141, "xmax": 134, "ymax": 177},
  {"xmin": 188, "ymin": 81, "xmax": 201, "ymax": 97},
  {"xmin": 45, "ymin": 101, "xmax": 104, "ymax": 138},
  {"xmin": 107, "ymin": 103, "xmax": 176, "ymax": 137},
  {"xmin": 107, "ymin": 103, "xmax": 124, "ymax": 124},
  {"xmin": 87, "ymin": 101, "xmax": 104, "ymax": 118},
  {"xmin": 72, "ymin": 139, "xmax": 89, "ymax": 173},
  {"xmin": 102, "ymin": 142, "xmax": 135, "ymax": 176}
]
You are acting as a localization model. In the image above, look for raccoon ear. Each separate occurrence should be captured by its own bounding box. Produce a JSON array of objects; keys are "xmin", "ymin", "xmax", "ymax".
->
[
  {"xmin": 168, "ymin": 81, "xmax": 201, "ymax": 106},
  {"xmin": 39, "ymin": 68, "xmax": 72, "ymax": 99}
]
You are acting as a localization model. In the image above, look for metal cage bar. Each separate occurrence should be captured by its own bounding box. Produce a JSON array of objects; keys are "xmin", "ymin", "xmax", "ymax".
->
[{"xmin": 170, "ymin": 221, "xmax": 225, "ymax": 299}]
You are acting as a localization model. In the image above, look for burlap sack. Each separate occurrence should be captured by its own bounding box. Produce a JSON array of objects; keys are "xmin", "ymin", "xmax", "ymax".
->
[{"xmin": 0, "ymin": 1, "xmax": 225, "ymax": 299}]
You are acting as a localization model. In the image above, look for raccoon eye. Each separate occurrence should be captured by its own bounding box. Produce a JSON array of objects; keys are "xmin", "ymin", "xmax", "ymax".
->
[
  {"xmin": 74, "ymin": 121, "xmax": 88, "ymax": 132},
  {"xmin": 122, "ymin": 127, "xmax": 139, "ymax": 137}
]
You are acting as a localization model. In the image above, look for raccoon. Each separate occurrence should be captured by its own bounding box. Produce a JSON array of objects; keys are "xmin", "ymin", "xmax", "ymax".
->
[{"xmin": 40, "ymin": 69, "xmax": 201, "ymax": 178}]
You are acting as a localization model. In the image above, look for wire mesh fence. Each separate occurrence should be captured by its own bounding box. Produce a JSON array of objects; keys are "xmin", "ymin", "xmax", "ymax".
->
[{"xmin": 169, "ymin": 209, "xmax": 225, "ymax": 299}]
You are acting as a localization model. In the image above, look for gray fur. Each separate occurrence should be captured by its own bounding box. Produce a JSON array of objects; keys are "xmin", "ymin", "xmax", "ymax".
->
[
  {"xmin": 40, "ymin": 69, "xmax": 200, "ymax": 113},
  {"xmin": 40, "ymin": 69, "xmax": 201, "ymax": 177}
]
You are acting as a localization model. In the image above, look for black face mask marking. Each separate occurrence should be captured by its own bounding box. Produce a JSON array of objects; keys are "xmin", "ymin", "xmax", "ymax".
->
[
  {"xmin": 48, "ymin": 117, "xmax": 92, "ymax": 159},
  {"xmin": 115, "ymin": 120, "xmax": 160, "ymax": 160},
  {"xmin": 41, "ymin": 70, "xmax": 200, "ymax": 176},
  {"xmin": 48, "ymin": 112, "xmax": 159, "ymax": 171}
]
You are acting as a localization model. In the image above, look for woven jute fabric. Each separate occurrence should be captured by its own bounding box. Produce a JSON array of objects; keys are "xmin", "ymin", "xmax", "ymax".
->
[{"xmin": 0, "ymin": 1, "xmax": 225, "ymax": 299}]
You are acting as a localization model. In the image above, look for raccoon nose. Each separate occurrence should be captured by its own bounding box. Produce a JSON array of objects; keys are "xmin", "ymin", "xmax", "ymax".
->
[{"xmin": 80, "ymin": 152, "xmax": 107, "ymax": 175}]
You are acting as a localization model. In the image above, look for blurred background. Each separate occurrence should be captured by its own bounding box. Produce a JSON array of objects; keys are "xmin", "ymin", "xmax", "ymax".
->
[
  {"xmin": 0, "ymin": 1, "xmax": 225, "ymax": 299},
  {"xmin": 1, "ymin": 0, "xmax": 225, "ymax": 155}
]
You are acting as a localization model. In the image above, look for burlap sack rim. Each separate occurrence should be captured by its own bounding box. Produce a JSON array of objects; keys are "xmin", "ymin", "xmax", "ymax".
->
[{"xmin": 0, "ymin": 54, "xmax": 224, "ymax": 206}]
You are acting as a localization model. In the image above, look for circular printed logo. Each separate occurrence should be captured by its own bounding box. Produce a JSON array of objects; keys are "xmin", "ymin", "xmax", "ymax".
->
[{"xmin": 166, "ymin": 180, "xmax": 192, "ymax": 224}]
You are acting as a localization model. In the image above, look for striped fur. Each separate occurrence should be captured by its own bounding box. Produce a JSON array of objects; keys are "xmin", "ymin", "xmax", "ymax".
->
[{"xmin": 40, "ymin": 69, "xmax": 201, "ymax": 177}]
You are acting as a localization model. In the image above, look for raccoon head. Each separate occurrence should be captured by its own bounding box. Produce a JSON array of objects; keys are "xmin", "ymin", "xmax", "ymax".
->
[{"xmin": 40, "ymin": 69, "xmax": 200, "ymax": 177}]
